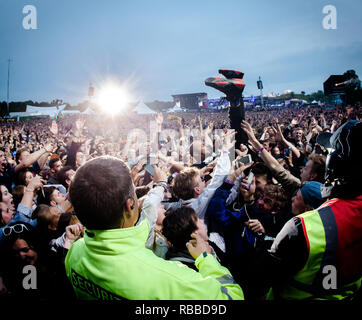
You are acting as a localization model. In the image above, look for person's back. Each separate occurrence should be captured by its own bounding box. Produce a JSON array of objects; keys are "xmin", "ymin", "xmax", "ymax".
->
[
  {"xmin": 267, "ymin": 195, "xmax": 362, "ymax": 300},
  {"xmin": 65, "ymin": 156, "xmax": 243, "ymax": 300}
]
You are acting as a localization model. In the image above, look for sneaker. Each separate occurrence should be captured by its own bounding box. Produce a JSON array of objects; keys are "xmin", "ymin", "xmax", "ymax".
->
[
  {"xmin": 205, "ymin": 76, "xmax": 245, "ymax": 101},
  {"xmin": 218, "ymin": 69, "xmax": 244, "ymax": 79}
]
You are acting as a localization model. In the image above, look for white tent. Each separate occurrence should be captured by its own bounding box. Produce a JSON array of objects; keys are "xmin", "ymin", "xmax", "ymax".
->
[
  {"xmin": 25, "ymin": 104, "xmax": 67, "ymax": 117},
  {"xmin": 61, "ymin": 109, "xmax": 81, "ymax": 115},
  {"xmin": 9, "ymin": 104, "xmax": 67, "ymax": 119},
  {"xmin": 9, "ymin": 112, "xmax": 26, "ymax": 118},
  {"xmin": 133, "ymin": 101, "xmax": 156, "ymax": 114},
  {"xmin": 167, "ymin": 104, "xmax": 183, "ymax": 113}
]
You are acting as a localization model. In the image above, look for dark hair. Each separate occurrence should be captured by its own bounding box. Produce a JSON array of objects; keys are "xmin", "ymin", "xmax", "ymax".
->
[
  {"xmin": 2, "ymin": 221, "xmax": 39, "ymax": 251},
  {"xmin": 49, "ymin": 157, "xmax": 61, "ymax": 169},
  {"xmin": 14, "ymin": 168, "xmax": 32, "ymax": 186},
  {"xmin": 37, "ymin": 186, "xmax": 57, "ymax": 206},
  {"xmin": 162, "ymin": 207, "xmax": 198, "ymax": 251},
  {"xmin": 11, "ymin": 185, "xmax": 26, "ymax": 210},
  {"xmin": 251, "ymin": 162, "xmax": 273, "ymax": 183},
  {"xmin": 32, "ymin": 203, "xmax": 50, "ymax": 219},
  {"xmin": 135, "ymin": 186, "xmax": 150, "ymax": 199},
  {"xmin": 57, "ymin": 165, "xmax": 73, "ymax": 188},
  {"xmin": 69, "ymin": 156, "xmax": 134, "ymax": 230}
]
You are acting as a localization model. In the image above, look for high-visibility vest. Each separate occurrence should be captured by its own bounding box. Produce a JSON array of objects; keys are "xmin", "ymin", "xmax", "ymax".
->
[{"xmin": 268, "ymin": 197, "xmax": 362, "ymax": 300}]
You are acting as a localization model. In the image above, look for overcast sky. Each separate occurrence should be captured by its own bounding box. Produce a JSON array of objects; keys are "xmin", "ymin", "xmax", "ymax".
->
[{"xmin": 0, "ymin": 0, "xmax": 361, "ymax": 104}]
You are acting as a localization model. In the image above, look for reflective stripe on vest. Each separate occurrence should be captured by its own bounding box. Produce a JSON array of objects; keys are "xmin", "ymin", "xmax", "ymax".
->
[{"xmin": 291, "ymin": 206, "xmax": 337, "ymax": 294}]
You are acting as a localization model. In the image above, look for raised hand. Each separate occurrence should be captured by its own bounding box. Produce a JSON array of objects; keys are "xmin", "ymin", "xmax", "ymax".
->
[
  {"xmin": 273, "ymin": 124, "xmax": 284, "ymax": 142},
  {"xmin": 152, "ymin": 165, "xmax": 168, "ymax": 184},
  {"xmin": 27, "ymin": 175, "xmax": 46, "ymax": 192},
  {"xmin": 44, "ymin": 141, "xmax": 55, "ymax": 153},
  {"xmin": 131, "ymin": 159, "xmax": 146, "ymax": 181},
  {"xmin": 241, "ymin": 120, "xmax": 262, "ymax": 153},
  {"xmin": 49, "ymin": 120, "xmax": 58, "ymax": 136},
  {"xmin": 228, "ymin": 161, "xmax": 253, "ymax": 183},
  {"xmin": 291, "ymin": 118, "xmax": 299, "ymax": 126},
  {"xmin": 222, "ymin": 129, "xmax": 236, "ymax": 151},
  {"xmin": 236, "ymin": 143, "xmax": 248, "ymax": 158},
  {"xmin": 64, "ymin": 223, "xmax": 84, "ymax": 249},
  {"xmin": 205, "ymin": 121, "xmax": 214, "ymax": 134},
  {"xmin": 75, "ymin": 118, "xmax": 85, "ymax": 132}
]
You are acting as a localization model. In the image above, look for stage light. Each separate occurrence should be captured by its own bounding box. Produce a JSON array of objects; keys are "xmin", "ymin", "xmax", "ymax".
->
[{"xmin": 96, "ymin": 83, "xmax": 131, "ymax": 115}]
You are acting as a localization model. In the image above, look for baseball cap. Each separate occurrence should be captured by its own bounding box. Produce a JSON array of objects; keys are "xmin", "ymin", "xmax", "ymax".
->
[{"xmin": 300, "ymin": 181, "xmax": 324, "ymax": 209}]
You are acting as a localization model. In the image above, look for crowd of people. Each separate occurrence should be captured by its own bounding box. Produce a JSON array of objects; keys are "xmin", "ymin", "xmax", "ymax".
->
[{"xmin": 0, "ymin": 103, "xmax": 361, "ymax": 300}]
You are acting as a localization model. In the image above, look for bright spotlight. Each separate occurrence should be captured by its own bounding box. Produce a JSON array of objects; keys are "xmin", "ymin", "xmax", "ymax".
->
[{"xmin": 96, "ymin": 83, "xmax": 131, "ymax": 115}]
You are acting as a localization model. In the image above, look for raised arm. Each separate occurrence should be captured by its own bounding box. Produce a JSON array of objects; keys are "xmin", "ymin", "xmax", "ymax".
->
[
  {"xmin": 241, "ymin": 120, "xmax": 301, "ymax": 193},
  {"xmin": 240, "ymin": 120, "xmax": 280, "ymax": 171},
  {"xmin": 274, "ymin": 124, "xmax": 300, "ymax": 159},
  {"xmin": 14, "ymin": 142, "xmax": 54, "ymax": 173},
  {"xmin": 21, "ymin": 175, "xmax": 45, "ymax": 210}
]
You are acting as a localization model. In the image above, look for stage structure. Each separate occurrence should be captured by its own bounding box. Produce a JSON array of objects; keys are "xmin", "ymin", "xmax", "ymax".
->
[
  {"xmin": 324, "ymin": 70, "xmax": 361, "ymax": 105},
  {"xmin": 171, "ymin": 93, "xmax": 208, "ymax": 110}
]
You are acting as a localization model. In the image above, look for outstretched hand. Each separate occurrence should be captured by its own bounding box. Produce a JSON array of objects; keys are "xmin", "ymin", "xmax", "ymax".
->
[
  {"xmin": 228, "ymin": 161, "xmax": 253, "ymax": 183},
  {"xmin": 241, "ymin": 120, "xmax": 262, "ymax": 152}
]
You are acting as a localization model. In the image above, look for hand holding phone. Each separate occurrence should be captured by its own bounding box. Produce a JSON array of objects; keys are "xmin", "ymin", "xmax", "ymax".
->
[
  {"xmin": 240, "ymin": 171, "xmax": 255, "ymax": 204},
  {"xmin": 247, "ymin": 171, "xmax": 254, "ymax": 190},
  {"xmin": 144, "ymin": 164, "xmax": 155, "ymax": 177},
  {"xmin": 236, "ymin": 154, "xmax": 252, "ymax": 168}
]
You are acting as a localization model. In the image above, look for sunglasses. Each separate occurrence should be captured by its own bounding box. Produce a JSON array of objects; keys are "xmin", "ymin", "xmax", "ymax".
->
[{"xmin": 2, "ymin": 224, "xmax": 29, "ymax": 237}]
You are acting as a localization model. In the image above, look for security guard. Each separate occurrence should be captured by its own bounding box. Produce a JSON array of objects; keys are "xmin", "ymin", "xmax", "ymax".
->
[
  {"xmin": 65, "ymin": 156, "xmax": 244, "ymax": 300},
  {"xmin": 249, "ymin": 120, "xmax": 362, "ymax": 300}
]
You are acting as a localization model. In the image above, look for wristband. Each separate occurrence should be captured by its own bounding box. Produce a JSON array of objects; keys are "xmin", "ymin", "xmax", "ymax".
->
[
  {"xmin": 153, "ymin": 182, "xmax": 168, "ymax": 193},
  {"xmin": 258, "ymin": 146, "xmax": 265, "ymax": 154},
  {"xmin": 225, "ymin": 179, "xmax": 234, "ymax": 185}
]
